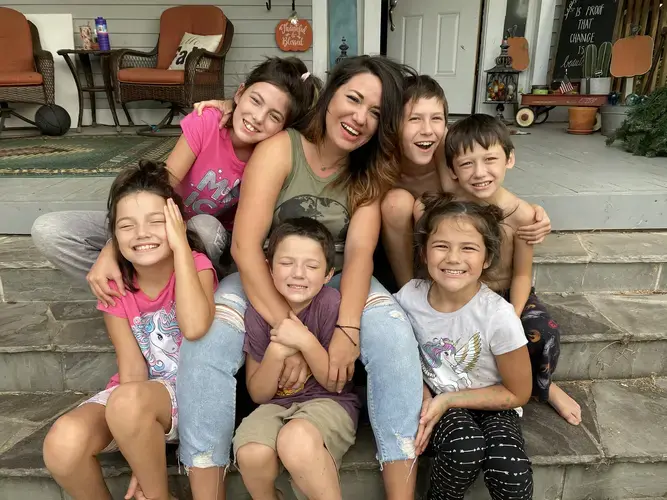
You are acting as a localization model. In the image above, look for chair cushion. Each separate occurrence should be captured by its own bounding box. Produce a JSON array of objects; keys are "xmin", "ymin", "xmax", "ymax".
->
[
  {"xmin": 117, "ymin": 68, "xmax": 185, "ymax": 85},
  {"xmin": 156, "ymin": 5, "xmax": 227, "ymax": 69},
  {"xmin": 168, "ymin": 32, "xmax": 222, "ymax": 70},
  {"xmin": 0, "ymin": 71, "xmax": 43, "ymax": 86},
  {"xmin": 0, "ymin": 7, "xmax": 35, "ymax": 73}
]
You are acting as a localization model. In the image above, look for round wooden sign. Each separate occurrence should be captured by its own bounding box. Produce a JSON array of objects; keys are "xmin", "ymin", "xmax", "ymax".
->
[{"xmin": 275, "ymin": 18, "xmax": 313, "ymax": 52}]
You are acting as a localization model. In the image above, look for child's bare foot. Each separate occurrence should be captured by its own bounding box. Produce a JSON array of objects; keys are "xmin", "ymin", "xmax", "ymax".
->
[{"xmin": 548, "ymin": 384, "xmax": 582, "ymax": 425}]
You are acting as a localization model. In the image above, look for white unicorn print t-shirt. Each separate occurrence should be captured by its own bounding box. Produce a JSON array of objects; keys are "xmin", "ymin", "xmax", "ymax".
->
[
  {"xmin": 98, "ymin": 251, "xmax": 217, "ymax": 389},
  {"xmin": 394, "ymin": 280, "xmax": 527, "ymax": 395}
]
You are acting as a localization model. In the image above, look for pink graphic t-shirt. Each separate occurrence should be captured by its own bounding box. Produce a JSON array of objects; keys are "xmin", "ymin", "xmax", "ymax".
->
[
  {"xmin": 175, "ymin": 108, "xmax": 247, "ymax": 224},
  {"xmin": 98, "ymin": 251, "xmax": 217, "ymax": 389}
]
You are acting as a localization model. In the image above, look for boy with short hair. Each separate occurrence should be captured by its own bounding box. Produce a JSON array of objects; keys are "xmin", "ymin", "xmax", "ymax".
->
[
  {"xmin": 440, "ymin": 113, "xmax": 581, "ymax": 426},
  {"xmin": 381, "ymin": 75, "xmax": 451, "ymax": 289},
  {"xmin": 233, "ymin": 217, "xmax": 359, "ymax": 500},
  {"xmin": 380, "ymin": 75, "xmax": 551, "ymax": 290}
]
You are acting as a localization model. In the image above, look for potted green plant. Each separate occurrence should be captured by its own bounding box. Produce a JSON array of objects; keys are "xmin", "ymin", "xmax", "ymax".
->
[
  {"xmin": 580, "ymin": 43, "xmax": 595, "ymax": 94},
  {"xmin": 589, "ymin": 41, "xmax": 612, "ymax": 94},
  {"xmin": 606, "ymin": 86, "xmax": 667, "ymax": 156}
]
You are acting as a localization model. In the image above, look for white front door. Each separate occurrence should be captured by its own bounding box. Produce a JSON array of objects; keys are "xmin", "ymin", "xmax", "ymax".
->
[{"xmin": 387, "ymin": 0, "xmax": 482, "ymax": 114}]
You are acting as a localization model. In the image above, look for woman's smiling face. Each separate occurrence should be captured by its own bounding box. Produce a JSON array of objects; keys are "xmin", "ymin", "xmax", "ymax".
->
[{"xmin": 324, "ymin": 72, "xmax": 383, "ymax": 153}]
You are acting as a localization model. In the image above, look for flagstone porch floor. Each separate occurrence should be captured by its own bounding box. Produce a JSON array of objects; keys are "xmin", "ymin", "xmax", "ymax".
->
[{"xmin": 0, "ymin": 123, "xmax": 665, "ymax": 234}]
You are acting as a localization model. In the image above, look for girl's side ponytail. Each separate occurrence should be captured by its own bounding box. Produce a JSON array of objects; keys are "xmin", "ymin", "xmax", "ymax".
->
[{"xmin": 292, "ymin": 70, "xmax": 322, "ymax": 131}]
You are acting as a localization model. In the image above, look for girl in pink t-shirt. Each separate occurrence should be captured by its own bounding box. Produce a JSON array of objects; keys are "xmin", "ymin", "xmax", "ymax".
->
[
  {"xmin": 76, "ymin": 58, "xmax": 320, "ymax": 312},
  {"xmin": 43, "ymin": 160, "xmax": 217, "ymax": 500},
  {"xmin": 166, "ymin": 57, "xmax": 322, "ymax": 257}
]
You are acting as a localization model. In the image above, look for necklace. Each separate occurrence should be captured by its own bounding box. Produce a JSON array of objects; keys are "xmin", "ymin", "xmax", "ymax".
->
[{"xmin": 316, "ymin": 146, "xmax": 346, "ymax": 172}]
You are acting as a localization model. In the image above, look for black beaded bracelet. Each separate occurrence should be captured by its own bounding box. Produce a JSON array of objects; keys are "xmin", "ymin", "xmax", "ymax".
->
[{"xmin": 335, "ymin": 324, "xmax": 359, "ymax": 347}]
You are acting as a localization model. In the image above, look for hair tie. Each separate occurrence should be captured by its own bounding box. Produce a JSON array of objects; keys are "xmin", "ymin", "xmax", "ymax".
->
[{"xmin": 301, "ymin": 71, "xmax": 311, "ymax": 81}]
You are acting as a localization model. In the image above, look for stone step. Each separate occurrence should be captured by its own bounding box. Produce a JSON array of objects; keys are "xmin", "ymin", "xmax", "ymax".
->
[
  {"xmin": 1, "ymin": 232, "xmax": 667, "ymax": 303},
  {"xmin": 2, "ymin": 291, "xmax": 667, "ymax": 393},
  {"xmin": 532, "ymin": 232, "xmax": 667, "ymax": 293},
  {"xmin": 1, "ymin": 377, "xmax": 666, "ymax": 500}
]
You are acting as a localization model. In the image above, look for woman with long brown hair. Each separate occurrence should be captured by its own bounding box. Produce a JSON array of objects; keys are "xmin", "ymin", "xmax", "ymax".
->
[{"xmin": 177, "ymin": 55, "xmax": 423, "ymax": 499}]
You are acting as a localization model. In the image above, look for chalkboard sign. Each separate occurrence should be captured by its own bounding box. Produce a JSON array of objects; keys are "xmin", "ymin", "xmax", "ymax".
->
[{"xmin": 552, "ymin": 0, "xmax": 620, "ymax": 80}]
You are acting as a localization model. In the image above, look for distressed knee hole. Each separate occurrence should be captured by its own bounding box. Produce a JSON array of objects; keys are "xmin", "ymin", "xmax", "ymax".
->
[
  {"xmin": 192, "ymin": 451, "xmax": 217, "ymax": 468},
  {"xmin": 214, "ymin": 300, "xmax": 245, "ymax": 330},
  {"xmin": 396, "ymin": 434, "xmax": 416, "ymax": 459},
  {"xmin": 364, "ymin": 294, "xmax": 406, "ymax": 321},
  {"xmin": 365, "ymin": 293, "xmax": 394, "ymax": 309}
]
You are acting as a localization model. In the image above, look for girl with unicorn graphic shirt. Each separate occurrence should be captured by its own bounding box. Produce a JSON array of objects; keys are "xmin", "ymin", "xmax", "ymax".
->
[
  {"xmin": 43, "ymin": 160, "xmax": 217, "ymax": 500},
  {"xmin": 394, "ymin": 194, "xmax": 533, "ymax": 500}
]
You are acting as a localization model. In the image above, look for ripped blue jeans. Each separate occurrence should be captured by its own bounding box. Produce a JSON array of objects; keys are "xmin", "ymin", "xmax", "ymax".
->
[{"xmin": 176, "ymin": 272, "xmax": 423, "ymax": 468}]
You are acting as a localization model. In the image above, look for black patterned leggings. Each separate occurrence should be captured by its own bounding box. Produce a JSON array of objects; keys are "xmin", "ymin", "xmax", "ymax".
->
[
  {"xmin": 425, "ymin": 408, "xmax": 533, "ymax": 500},
  {"xmin": 501, "ymin": 288, "xmax": 561, "ymax": 402}
]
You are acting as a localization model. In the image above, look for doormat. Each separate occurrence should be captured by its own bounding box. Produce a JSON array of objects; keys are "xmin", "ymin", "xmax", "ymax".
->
[{"xmin": 0, "ymin": 135, "xmax": 178, "ymax": 177}]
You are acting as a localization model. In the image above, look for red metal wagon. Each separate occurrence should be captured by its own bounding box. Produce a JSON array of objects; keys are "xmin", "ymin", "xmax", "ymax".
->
[{"xmin": 515, "ymin": 93, "xmax": 609, "ymax": 127}]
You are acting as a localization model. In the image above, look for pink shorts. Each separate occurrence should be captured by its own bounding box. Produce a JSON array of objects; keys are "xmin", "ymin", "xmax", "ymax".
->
[{"xmin": 82, "ymin": 379, "xmax": 178, "ymax": 453}]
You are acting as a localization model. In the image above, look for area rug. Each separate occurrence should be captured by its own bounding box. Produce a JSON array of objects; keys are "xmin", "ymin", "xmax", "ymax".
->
[{"xmin": 0, "ymin": 135, "xmax": 178, "ymax": 177}]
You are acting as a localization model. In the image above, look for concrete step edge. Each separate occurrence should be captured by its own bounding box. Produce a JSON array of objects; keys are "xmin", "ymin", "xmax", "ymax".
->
[
  {"xmin": 3, "ymin": 256, "xmax": 667, "ymax": 269},
  {"xmin": 1, "ymin": 453, "xmax": 667, "ymax": 479},
  {"xmin": 2, "ymin": 330, "xmax": 665, "ymax": 354}
]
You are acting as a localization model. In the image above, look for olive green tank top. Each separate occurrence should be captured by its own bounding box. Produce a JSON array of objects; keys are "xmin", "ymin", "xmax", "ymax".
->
[{"xmin": 272, "ymin": 128, "xmax": 350, "ymax": 270}]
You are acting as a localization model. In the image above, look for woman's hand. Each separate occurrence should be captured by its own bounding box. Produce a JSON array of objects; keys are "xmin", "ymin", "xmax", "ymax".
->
[
  {"xmin": 164, "ymin": 198, "xmax": 190, "ymax": 255},
  {"xmin": 278, "ymin": 352, "xmax": 310, "ymax": 390},
  {"xmin": 193, "ymin": 99, "xmax": 233, "ymax": 129},
  {"xmin": 86, "ymin": 242, "xmax": 125, "ymax": 307},
  {"xmin": 516, "ymin": 204, "xmax": 552, "ymax": 244},
  {"xmin": 326, "ymin": 327, "xmax": 360, "ymax": 393},
  {"xmin": 415, "ymin": 393, "xmax": 450, "ymax": 455}
]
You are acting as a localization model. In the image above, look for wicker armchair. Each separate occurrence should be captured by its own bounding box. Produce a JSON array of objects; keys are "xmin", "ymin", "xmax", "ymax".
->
[
  {"xmin": 0, "ymin": 7, "xmax": 55, "ymax": 133},
  {"xmin": 112, "ymin": 5, "xmax": 234, "ymax": 135}
]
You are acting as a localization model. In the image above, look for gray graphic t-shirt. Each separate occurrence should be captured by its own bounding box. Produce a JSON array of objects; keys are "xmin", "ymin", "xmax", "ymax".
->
[
  {"xmin": 273, "ymin": 129, "xmax": 350, "ymax": 270},
  {"xmin": 394, "ymin": 281, "xmax": 527, "ymax": 395}
]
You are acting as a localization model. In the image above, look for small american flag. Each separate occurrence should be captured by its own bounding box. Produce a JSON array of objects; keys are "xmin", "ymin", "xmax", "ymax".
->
[{"xmin": 559, "ymin": 72, "xmax": 574, "ymax": 94}]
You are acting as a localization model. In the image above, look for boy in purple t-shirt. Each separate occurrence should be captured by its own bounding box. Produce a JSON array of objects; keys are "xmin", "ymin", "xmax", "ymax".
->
[{"xmin": 233, "ymin": 218, "xmax": 359, "ymax": 500}]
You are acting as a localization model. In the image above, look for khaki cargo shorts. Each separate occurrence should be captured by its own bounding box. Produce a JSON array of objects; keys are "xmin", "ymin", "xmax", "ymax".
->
[{"xmin": 232, "ymin": 398, "xmax": 356, "ymax": 468}]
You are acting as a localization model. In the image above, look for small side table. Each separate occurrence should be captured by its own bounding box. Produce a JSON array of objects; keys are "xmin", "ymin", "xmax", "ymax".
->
[{"xmin": 57, "ymin": 49, "xmax": 122, "ymax": 132}]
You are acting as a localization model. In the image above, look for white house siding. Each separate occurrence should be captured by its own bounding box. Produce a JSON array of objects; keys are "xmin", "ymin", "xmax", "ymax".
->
[
  {"xmin": 548, "ymin": 0, "xmax": 564, "ymax": 82},
  {"xmin": 7, "ymin": 0, "xmax": 313, "ymax": 116}
]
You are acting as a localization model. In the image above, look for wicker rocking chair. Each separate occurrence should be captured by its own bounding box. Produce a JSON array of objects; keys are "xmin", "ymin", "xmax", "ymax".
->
[
  {"xmin": 112, "ymin": 5, "xmax": 234, "ymax": 136},
  {"xmin": 0, "ymin": 7, "xmax": 55, "ymax": 134}
]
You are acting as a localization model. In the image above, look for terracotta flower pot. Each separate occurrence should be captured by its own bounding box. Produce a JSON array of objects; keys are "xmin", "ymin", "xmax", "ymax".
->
[{"xmin": 568, "ymin": 106, "xmax": 598, "ymax": 134}]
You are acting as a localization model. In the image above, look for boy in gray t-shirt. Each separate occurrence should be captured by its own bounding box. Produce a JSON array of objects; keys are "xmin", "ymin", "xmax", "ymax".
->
[{"xmin": 233, "ymin": 218, "xmax": 359, "ymax": 500}]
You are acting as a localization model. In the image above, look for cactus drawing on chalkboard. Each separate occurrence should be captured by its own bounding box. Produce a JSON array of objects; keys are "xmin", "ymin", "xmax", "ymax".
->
[
  {"xmin": 596, "ymin": 41, "xmax": 612, "ymax": 77},
  {"xmin": 583, "ymin": 44, "xmax": 597, "ymax": 79}
]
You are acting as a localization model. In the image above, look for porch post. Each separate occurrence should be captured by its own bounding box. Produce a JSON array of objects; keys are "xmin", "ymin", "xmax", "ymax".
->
[
  {"xmin": 313, "ymin": 0, "xmax": 329, "ymax": 78},
  {"xmin": 475, "ymin": 0, "xmax": 509, "ymax": 114},
  {"xmin": 518, "ymin": 0, "xmax": 543, "ymax": 94},
  {"xmin": 531, "ymin": 0, "xmax": 557, "ymax": 86},
  {"xmin": 363, "ymin": 0, "xmax": 382, "ymax": 55}
]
